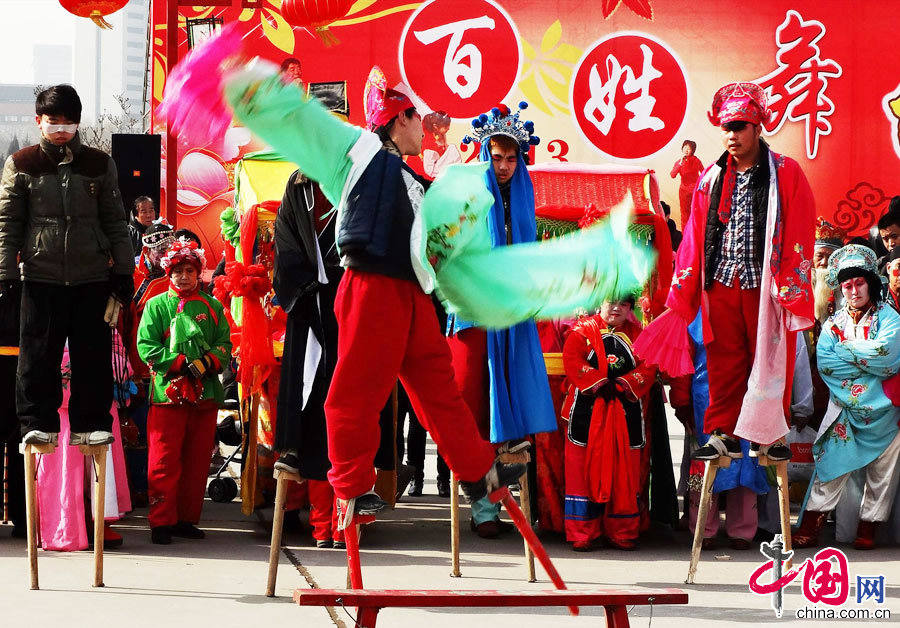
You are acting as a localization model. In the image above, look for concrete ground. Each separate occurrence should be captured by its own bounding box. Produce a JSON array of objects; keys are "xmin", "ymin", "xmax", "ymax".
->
[{"xmin": 1, "ymin": 416, "xmax": 898, "ymax": 627}]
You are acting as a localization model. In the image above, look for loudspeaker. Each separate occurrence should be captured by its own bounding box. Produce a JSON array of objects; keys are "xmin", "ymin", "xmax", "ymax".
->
[{"xmin": 111, "ymin": 134, "xmax": 161, "ymax": 218}]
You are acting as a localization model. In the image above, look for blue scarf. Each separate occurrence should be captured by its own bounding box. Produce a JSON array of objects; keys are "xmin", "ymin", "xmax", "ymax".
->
[{"xmin": 478, "ymin": 143, "xmax": 556, "ymax": 442}]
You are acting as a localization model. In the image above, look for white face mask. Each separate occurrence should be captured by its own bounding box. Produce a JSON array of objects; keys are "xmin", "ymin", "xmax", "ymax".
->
[{"xmin": 41, "ymin": 122, "xmax": 78, "ymax": 135}]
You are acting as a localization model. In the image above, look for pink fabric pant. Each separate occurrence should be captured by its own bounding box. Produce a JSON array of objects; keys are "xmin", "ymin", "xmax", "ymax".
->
[
  {"xmin": 324, "ymin": 271, "xmax": 495, "ymax": 500},
  {"xmin": 147, "ymin": 401, "xmax": 217, "ymax": 528},
  {"xmin": 688, "ymin": 486, "xmax": 758, "ymax": 541}
]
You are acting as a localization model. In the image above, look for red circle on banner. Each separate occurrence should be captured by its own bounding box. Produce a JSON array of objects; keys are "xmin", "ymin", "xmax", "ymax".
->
[
  {"xmin": 399, "ymin": 0, "xmax": 522, "ymax": 120},
  {"xmin": 571, "ymin": 32, "xmax": 688, "ymax": 161}
]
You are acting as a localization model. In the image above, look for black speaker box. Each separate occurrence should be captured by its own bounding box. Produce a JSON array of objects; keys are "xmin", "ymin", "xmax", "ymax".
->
[{"xmin": 111, "ymin": 134, "xmax": 162, "ymax": 218}]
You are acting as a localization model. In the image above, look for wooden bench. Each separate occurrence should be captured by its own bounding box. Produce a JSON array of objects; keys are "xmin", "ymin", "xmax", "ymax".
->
[{"xmin": 294, "ymin": 587, "xmax": 688, "ymax": 627}]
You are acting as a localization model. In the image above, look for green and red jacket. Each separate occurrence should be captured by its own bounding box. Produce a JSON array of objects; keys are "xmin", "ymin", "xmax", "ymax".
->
[{"xmin": 137, "ymin": 289, "xmax": 231, "ymax": 405}]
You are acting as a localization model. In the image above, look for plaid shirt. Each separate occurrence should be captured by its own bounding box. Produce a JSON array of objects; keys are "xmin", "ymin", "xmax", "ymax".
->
[{"xmin": 713, "ymin": 167, "xmax": 761, "ymax": 289}]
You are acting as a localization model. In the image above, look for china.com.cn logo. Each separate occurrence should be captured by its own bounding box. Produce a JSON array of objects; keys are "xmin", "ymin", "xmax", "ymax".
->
[
  {"xmin": 570, "ymin": 31, "xmax": 688, "ymax": 161},
  {"xmin": 398, "ymin": 0, "xmax": 522, "ymax": 119},
  {"xmin": 749, "ymin": 535, "xmax": 890, "ymax": 620}
]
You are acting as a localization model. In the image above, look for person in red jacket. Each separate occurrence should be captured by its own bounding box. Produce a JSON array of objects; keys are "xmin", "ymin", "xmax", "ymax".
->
[
  {"xmin": 670, "ymin": 140, "xmax": 703, "ymax": 230},
  {"xmin": 561, "ymin": 298, "xmax": 657, "ymax": 551}
]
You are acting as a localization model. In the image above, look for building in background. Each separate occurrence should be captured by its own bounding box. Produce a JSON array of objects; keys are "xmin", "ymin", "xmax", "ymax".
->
[{"xmin": 33, "ymin": 44, "xmax": 73, "ymax": 86}]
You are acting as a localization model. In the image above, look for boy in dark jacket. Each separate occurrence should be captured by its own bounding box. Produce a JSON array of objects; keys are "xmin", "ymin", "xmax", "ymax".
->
[{"xmin": 0, "ymin": 84, "xmax": 134, "ymax": 447}]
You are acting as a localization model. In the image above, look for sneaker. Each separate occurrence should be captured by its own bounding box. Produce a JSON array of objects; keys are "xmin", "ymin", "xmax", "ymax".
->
[
  {"xmin": 692, "ymin": 433, "xmax": 742, "ymax": 461},
  {"xmin": 408, "ymin": 472, "xmax": 424, "ymax": 497},
  {"xmin": 345, "ymin": 491, "xmax": 387, "ymax": 517},
  {"xmin": 22, "ymin": 430, "xmax": 58, "ymax": 446},
  {"xmin": 754, "ymin": 442, "xmax": 791, "ymax": 462},
  {"xmin": 151, "ymin": 526, "xmax": 173, "ymax": 545},
  {"xmin": 171, "ymin": 522, "xmax": 205, "ymax": 539},
  {"xmin": 69, "ymin": 431, "xmax": 114, "ymax": 446},
  {"xmin": 333, "ymin": 540, "xmax": 346, "ymax": 550},
  {"xmin": 274, "ymin": 450, "xmax": 300, "ymax": 475},
  {"xmin": 459, "ymin": 459, "xmax": 525, "ymax": 504},
  {"xmin": 315, "ymin": 539, "xmax": 333, "ymax": 549}
]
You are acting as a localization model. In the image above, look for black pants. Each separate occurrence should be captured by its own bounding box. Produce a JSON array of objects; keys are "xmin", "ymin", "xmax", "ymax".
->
[
  {"xmin": 17, "ymin": 281, "xmax": 113, "ymax": 435},
  {"xmin": 395, "ymin": 386, "xmax": 449, "ymax": 482},
  {"xmin": 1, "ymin": 356, "xmax": 25, "ymax": 525}
]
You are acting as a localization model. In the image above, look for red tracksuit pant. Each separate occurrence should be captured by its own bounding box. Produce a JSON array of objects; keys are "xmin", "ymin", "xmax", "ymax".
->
[
  {"xmin": 447, "ymin": 327, "xmax": 491, "ymax": 441},
  {"xmin": 324, "ymin": 270, "xmax": 496, "ymax": 500},
  {"xmin": 147, "ymin": 401, "xmax": 217, "ymax": 528},
  {"xmin": 704, "ymin": 281, "xmax": 760, "ymax": 436}
]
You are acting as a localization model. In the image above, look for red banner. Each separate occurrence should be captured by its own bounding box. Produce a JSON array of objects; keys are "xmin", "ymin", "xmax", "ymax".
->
[{"xmin": 151, "ymin": 0, "xmax": 900, "ymax": 261}]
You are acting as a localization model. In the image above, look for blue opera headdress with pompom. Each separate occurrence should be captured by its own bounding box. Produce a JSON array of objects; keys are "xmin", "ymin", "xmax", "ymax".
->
[{"xmin": 462, "ymin": 101, "xmax": 540, "ymax": 152}]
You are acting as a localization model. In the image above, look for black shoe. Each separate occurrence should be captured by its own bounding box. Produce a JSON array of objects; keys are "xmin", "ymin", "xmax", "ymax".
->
[
  {"xmin": 350, "ymin": 492, "xmax": 387, "ymax": 516},
  {"xmin": 494, "ymin": 518, "xmax": 515, "ymax": 534},
  {"xmin": 436, "ymin": 479, "xmax": 451, "ymax": 498},
  {"xmin": 408, "ymin": 471, "xmax": 424, "ymax": 497},
  {"xmin": 692, "ymin": 434, "xmax": 742, "ymax": 460},
  {"xmin": 316, "ymin": 539, "xmax": 333, "ymax": 548},
  {"xmin": 459, "ymin": 459, "xmax": 525, "ymax": 504},
  {"xmin": 172, "ymin": 522, "xmax": 206, "ymax": 539},
  {"xmin": 151, "ymin": 526, "xmax": 173, "ymax": 545},
  {"xmin": 333, "ymin": 540, "xmax": 346, "ymax": 550},
  {"xmin": 396, "ymin": 464, "xmax": 414, "ymax": 501},
  {"xmin": 758, "ymin": 443, "xmax": 791, "ymax": 462},
  {"xmin": 274, "ymin": 450, "xmax": 300, "ymax": 475}
]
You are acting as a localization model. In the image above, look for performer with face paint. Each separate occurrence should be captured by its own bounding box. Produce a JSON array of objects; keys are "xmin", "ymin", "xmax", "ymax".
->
[{"xmin": 794, "ymin": 245, "xmax": 900, "ymax": 550}]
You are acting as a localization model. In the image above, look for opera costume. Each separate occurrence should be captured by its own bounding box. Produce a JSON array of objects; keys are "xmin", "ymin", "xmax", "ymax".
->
[
  {"xmin": 271, "ymin": 169, "xmax": 344, "ymax": 545},
  {"xmin": 447, "ymin": 103, "xmax": 556, "ymax": 532},
  {"xmin": 157, "ymin": 29, "xmax": 652, "ymax": 514},
  {"xmin": 635, "ymin": 82, "xmax": 815, "ymax": 458},
  {"xmin": 560, "ymin": 308, "xmax": 656, "ymax": 550},
  {"xmin": 794, "ymin": 245, "xmax": 900, "ymax": 550},
  {"xmin": 136, "ymin": 239, "xmax": 231, "ymax": 544}
]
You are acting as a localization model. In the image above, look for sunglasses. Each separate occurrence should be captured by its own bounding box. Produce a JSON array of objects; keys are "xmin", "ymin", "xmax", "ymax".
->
[{"xmin": 721, "ymin": 121, "xmax": 751, "ymax": 132}]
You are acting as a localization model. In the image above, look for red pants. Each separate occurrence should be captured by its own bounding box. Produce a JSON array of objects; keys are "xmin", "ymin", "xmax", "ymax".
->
[
  {"xmin": 689, "ymin": 486, "xmax": 757, "ymax": 541},
  {"xmin": 324, "ymin": 270, "xmax": 495, "ymax": 500},
  {"xmin": 704, "ymin": 281, "xmax": 760, "ymax": 435},
  {"xmin": 564, "ymin": 436, "xmax": 649, "ymax": 545},
  {"xmin": 307, "ymin": 479, "xmax": 341, "ymax": 542},
  {"xmin": 447, "ymin": 328, "xmax": 490, "ymax": 441},
  {"xmin": 679, "ymin": 187, "xmax": 693, "ymax": 231},
  {"xmin": 147, "ymin": 401, "xmax": 217, "ymax": 528}
]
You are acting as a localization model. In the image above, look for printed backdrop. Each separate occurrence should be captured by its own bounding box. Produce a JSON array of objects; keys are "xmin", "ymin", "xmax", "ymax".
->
[{"xmin": 150, "ymin": 0, "xmax": 900, "ymax": 264}]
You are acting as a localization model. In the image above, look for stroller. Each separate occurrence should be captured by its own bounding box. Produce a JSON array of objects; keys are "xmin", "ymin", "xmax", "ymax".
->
[{"xmin": 208, "ymin": 363, "xmax": 243, "ymax": 503}]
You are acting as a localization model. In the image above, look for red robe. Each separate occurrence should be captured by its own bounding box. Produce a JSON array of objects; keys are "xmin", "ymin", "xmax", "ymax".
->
[{"xmin": 561, "ymin": 315, "xmax": 656, "ymax": 545}]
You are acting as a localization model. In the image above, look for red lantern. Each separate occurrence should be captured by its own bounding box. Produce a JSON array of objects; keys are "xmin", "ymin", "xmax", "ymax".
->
[
  {"xmin": 59, "ymin": 1, "xmax": 129, "ymax": 29},
  {"xmin": 280, "ymin": 0, "xmax": 354, "ymax": 47}
]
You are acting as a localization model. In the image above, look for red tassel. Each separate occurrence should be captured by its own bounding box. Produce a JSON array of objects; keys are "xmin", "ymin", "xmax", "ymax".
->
[{"xmin": 632, "ymin": 310, "xmax": 695, "ymax": 377}]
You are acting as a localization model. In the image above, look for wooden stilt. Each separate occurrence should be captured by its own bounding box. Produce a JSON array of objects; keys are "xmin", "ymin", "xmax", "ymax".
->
[
  {"xmin": 21, "ymin": 443, "xmax": 52, "ymax": 590},
  {"xmin": 266, "ymin": 469, "xmax": 303, "ymax": 597},
  {"xmin": 450, "ymin": 474, "xmax": 460, "ymax": 577},
  {"xmin": 81, "ymin": 444, "xmax": 108, "ymax": 588},
  {"xmin": 758, "ymin": 456, "xmax": 793, "ymax": 569},
  {"xmin": 514, "ymin": 462, "xmax": 536, "ymax": 582},
  {"xmin": 685, "ymin": 456, "xmax": 729, "ymax": 584}
]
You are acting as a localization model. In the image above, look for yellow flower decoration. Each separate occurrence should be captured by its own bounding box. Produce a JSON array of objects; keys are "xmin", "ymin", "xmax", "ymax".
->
[
  {"xmin": 240, "ymin": 1, "xmax": 295, "ymax": 54},
  {"xmin": 518, "ymin": 20, "xmax": 582, "ymax": 116}
]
